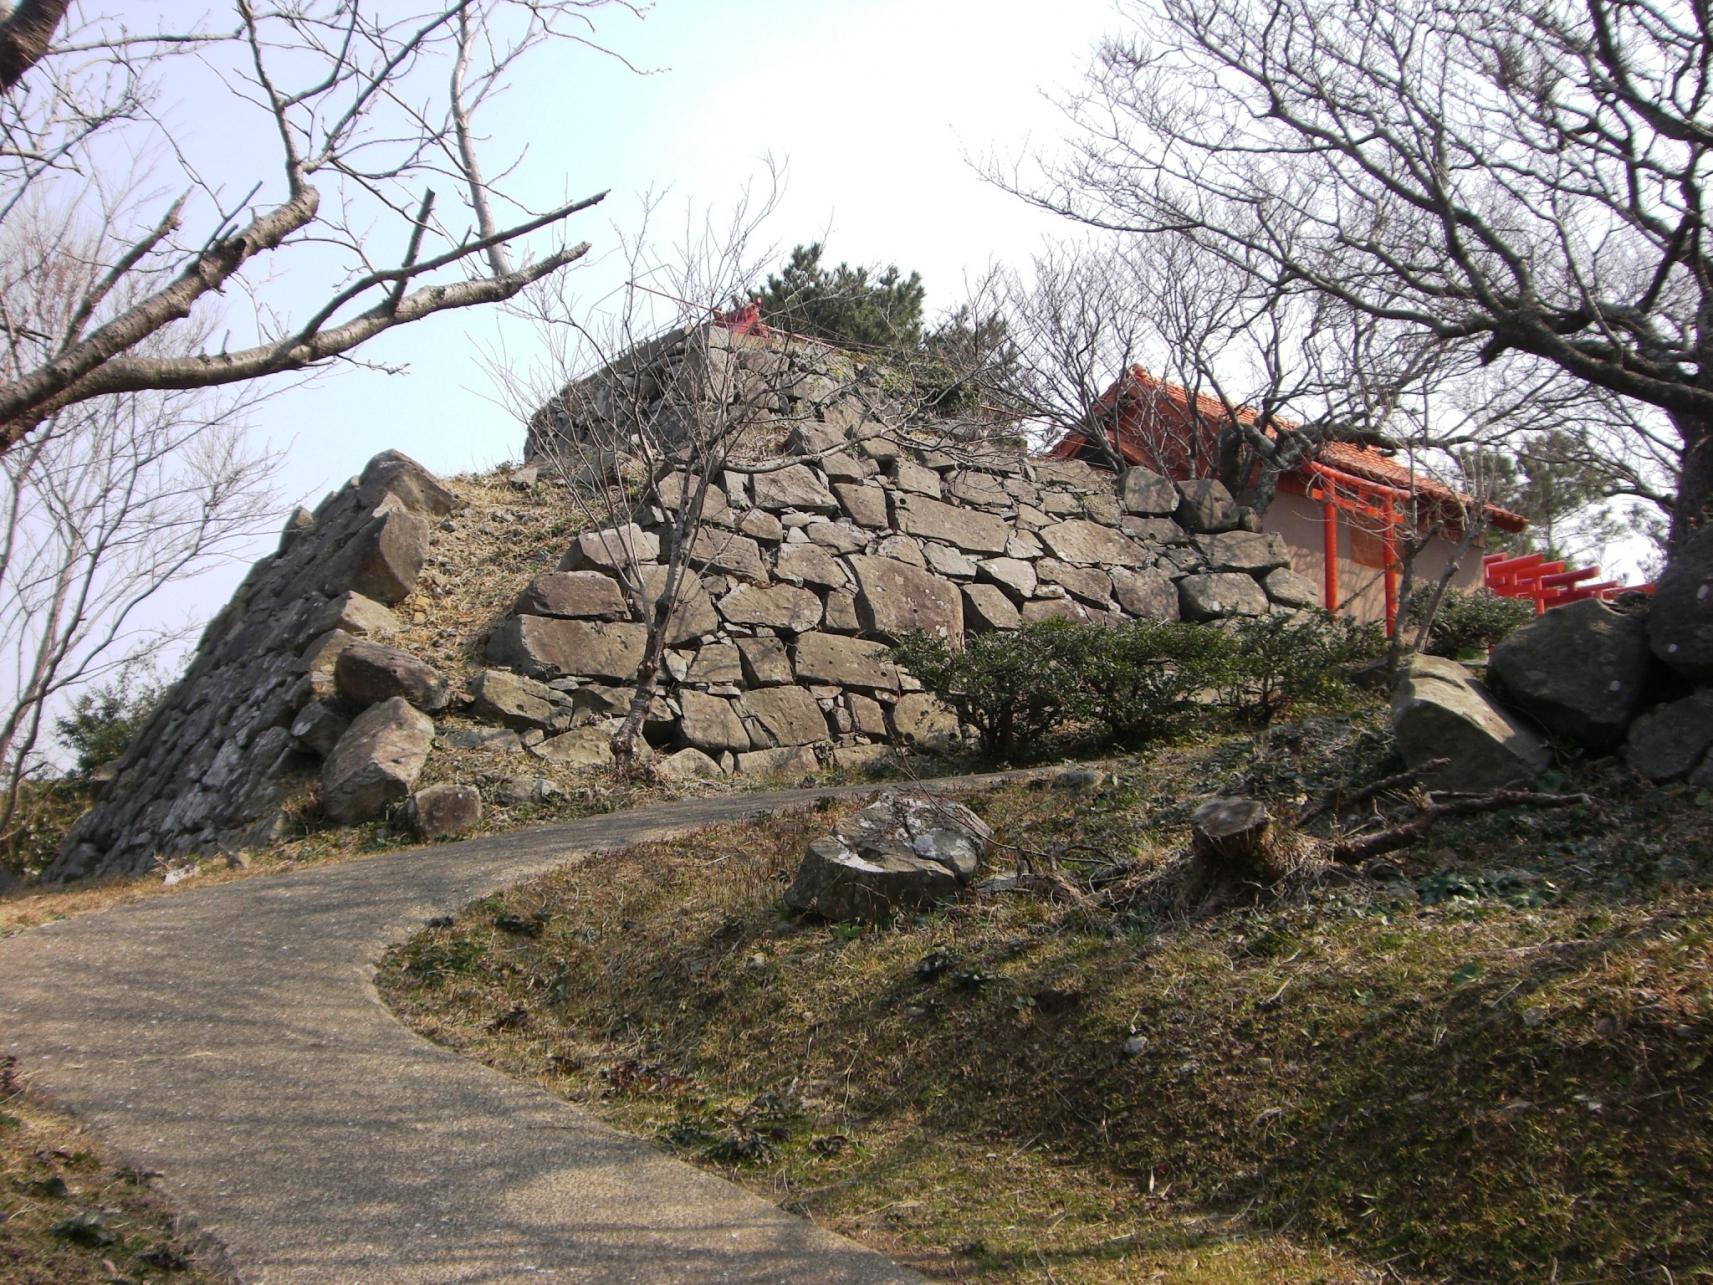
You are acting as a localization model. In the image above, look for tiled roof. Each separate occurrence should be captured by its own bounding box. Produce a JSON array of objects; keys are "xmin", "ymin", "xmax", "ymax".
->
[{"xmin": 1053, "ymin": 367, "xmax": 1528, "ymax": 533}]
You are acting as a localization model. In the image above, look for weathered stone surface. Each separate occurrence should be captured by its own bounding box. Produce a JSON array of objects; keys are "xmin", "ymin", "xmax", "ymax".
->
[
  {"xmin": 823, "ymin": 589, "xmax": 861, "ymax": 633},
  {"xmin": 1175, "ymin": 478, "xmax": 1242, "ymax": 533},
  {"xmin": 298, "ymin": 629, "xmax": 355, "ymax": 677},
  {"xmin": 1178, "ymin": 573, "xmax": 1269, "ymax": 621},
  {"xmin": 977, "ymin": 556, "xmax": 1037, "ymax": 601},
  {"xmin": 335, "ymin": 640, "xmax": 449, "ymax": 712},
  {"xmin": 652, "ymin": 470, "xmax": 729, "ymax": 521},
  {"xmin": 678, "ymin": 691, "xmax": 752, "ymax": 753},
  {"xmin": 735, "ymin": 508, "xmax": 784, "ymax": 543},
  {"xmin": 509, "ymin": 562, "xmax": 599, "ymax": 624},
  {"xmin": 945, "ymin": 470, "xmax": 1009, "ymax": 508},
  {"xmin": 897, "ymin": 495, "xmax": 1009, "ymax": 554},
  {"xmin": 1391, "ymin": 655, "xmax": 1550, "ymax": 791},
  {"xmin": 752, "ymin": 464, "xmax": 838, "ymax": 513},
  {"xmin": 875, "ymin": 534, "xmax": 926, "ymax": 567},
  {"xmin": 468, "ymin": 669, "xmax": 571, "ymax": 732},
  {"xmin": 1262, "ymin": 566, "xmax": 1322, "ymax": 610},
  {"xmin": 686, "ymin": 643, "xmax": 743, "ymax": 686},
  {"xmin": 657, "ymin": 746, "xmax": 726, "ymax": 781},
  {"xmin": 492, "ymin": 776, "xmax": 565, "ymax": 808},
  {"xmin": 1038, "ymin": 559, "xmax": 1112, "ymax": 605},
  {"xmin": 289, "ymin": 700, "xmax": 349, "ymax": 758},
  {"xmin": 356, "ymin": 450, "xmax": 462, "ymax": 517},
  {"xmin": 782, "ymin": 792, "xmax": 992, "ymax": 922},
  {"xmin": 531, "ymin": 727, "xmax": 615, "ymax": 769},
  {"xmin": 1489, "ymin": 599, "xmax": 1652, "ymax": 748},
  {"xmin": 1120, "ymin": 467, "xmax": 1177, "ymax": 515},
  {"xmin": 961, "ymin": 583, "xmax": 1021, "ymax": 631},
  {"xmin": 1111, "ymin": 567, "xmax": 1180, "ymax": 620},
  {"xmin": 1021, "ymin": 597, "xmax": 1093, "ymax": 624},
  {"xmin": 776, "ymin": 542, "xmax": 849, "ymax": 588},
  {"xmin": 312, "ymin": 591, "xmax": 401, "ymax": 639},
  {"xmin": 891, "ymin": 459, "xmax": 942, "ymax": 497},
  {"xmin": 1624, "ymin": 690, "xmax": 1713, "ymax": 781},
  {"xmin": 1194, "ymin": 531, "xmax": 1290, "ymax": 573},
  {"xmin": 320, "ymin": 697, "xmax": 433, "ymax": 824},
  {"xmin": 326, "ymin": 510, "xmax": 429, "ymax": 604},
  {"xmin": 805, "ymin": 520, "xmax": 869, "ymax": 554},
  {"xmin": 1648, "ymin": 526, "xmax": 1713, "ymax": 680},
  {"xmin": 737, "ymin": 636, "xmax": 793, "ymax": 686},
  {"xmin": 740, "ymin": 686, "xmax": 829, "ymax": 747},
  {"xmin": 637, "ymin": 565, "xmax": 719, "ymax": 645},
  {"xmin": 793, "ymin": 632, "xmax": 899, "ymax": 691},
  {"xmin": 675, "ymin": 527, "xmax": 767, "ymax": 582},
  {"xmin": 921, "ymin": 543, "xmax": 977, "ymax": 578},
  {"xmin": 849, "ymin": 555, "xmax": 963, "ymax": 641},
  {"xmin": 717, "ymin": 582, "xmax": 823, "ymax": 632},
  {"xmin": 558, "ymin": 524, "xmax": 660, "ymax": 574},
  {"xmin": 890, "ymin": 692, "xmax": 961, "ymax": 750},
  {"xmin": 407, "ymin": 783, "xmax": 482, "ymax": 839},
  {"xmin": 1038, "ymin": 519, "xmax": 1149, "ymax": 567},
  {"xmin": 485, "ymin": 616, "xmax": 647, "ymax": 681},
  {"xmin": 833, "ymin": 482, "xmax": 889, "ymax": 528},
  {"xmin": 846, "ymin": 692, "xmax": 889, "ymax": 737},
  {"xmin": 440, "ymin": 725, "xmax": 524, "ymax": 754},
  {"xmin": 736, "ymin": 744, "xmax": 820, "ymax": 776}
]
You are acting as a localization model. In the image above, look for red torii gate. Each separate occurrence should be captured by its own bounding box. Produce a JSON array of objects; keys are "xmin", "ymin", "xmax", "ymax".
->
[{"xmin": 1482, "ymin": 551, "xmax": 1651, "ymax": 613}]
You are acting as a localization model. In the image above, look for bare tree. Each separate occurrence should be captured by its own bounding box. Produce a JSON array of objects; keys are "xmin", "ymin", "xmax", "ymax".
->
[
  {"xmin": 0, "ymin": 1, "xmax": 639, "ymax": 454},
  {"xmin": 496, "ymin": 185, "xmax": 901, "ymax": 762},
  {"xmin": 0, "ymin": 217, "xmax": 277, "ymax": 853},
  {"xmin": 1016, "ymin": 0, "xmax": 1711, "ymax": 549}
]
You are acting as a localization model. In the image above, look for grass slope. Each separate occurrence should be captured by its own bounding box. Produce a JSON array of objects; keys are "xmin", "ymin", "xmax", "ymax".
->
[{"xmin": 380, "ymin": 710, "xmax": 1713, "ymax": 1282}]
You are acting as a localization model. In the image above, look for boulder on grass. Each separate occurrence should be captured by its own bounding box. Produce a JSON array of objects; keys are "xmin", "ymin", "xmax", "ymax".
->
[
  {"xmin": 320, "ymin": 697, "xmax": 434, "ymax": 824},
  {"xmin": 1648, "ymin": 526, "xmax": 1713, "ymax": 680},
  {"xmin": 407, "ymin": 784, "xmax": 482, "ymax": 839},
  {"xmin": 1489, "ymin": 598, "xmax": 1652, "ymax": 748},
  {"xmin": 1391, "ymin": 655, "xmax": 1550, "ymax": 791},
  {"xmin": 782, "ymin": 792, "xmax": 993, "ymax": 922},
  {"xmin": 1624, "ymin": 690, "xmax": 1713, "ymax": 782}
]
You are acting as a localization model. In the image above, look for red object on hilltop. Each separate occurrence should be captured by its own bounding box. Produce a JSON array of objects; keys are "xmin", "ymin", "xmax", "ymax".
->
[{"xmin": 713, "ymin": 299, "xmax": 770, "ymax": 338}]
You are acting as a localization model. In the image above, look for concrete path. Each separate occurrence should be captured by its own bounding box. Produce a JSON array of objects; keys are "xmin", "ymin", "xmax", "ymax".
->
[{"xmin": 0, "ymin": 778, "xmax": 996, "ymax": 1283}]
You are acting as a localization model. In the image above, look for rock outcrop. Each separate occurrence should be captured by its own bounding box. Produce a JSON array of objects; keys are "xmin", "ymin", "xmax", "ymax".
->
[{"xmin": 1392, "ymin": 655, "xmax": 1551, "ymax": 791}]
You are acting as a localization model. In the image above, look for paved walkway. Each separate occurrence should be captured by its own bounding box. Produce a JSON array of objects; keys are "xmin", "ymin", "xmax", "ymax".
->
[{"xmin": 0, "ymin": 778, "xmax": 996, "ymax": 1282}]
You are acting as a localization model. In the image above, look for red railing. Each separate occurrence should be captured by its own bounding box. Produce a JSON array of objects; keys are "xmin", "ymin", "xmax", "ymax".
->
[{"xmin": 1483, "ymin": 551, "xmax": 1652, "ymax": 613}]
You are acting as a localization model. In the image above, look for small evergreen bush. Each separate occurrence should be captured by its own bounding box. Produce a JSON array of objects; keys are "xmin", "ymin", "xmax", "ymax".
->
[
  {"xmin": 1075, "ymin": 619, "xmax": 1237, "ymax": 744},
  {"xmin": 55, "ymin": 665, "xmax": 168, "ymax": 777},
  {"xmin": 1219, "ymin": 610, "xmax": 1382, "ymax": 725},
  {"xmin": 1407, "ymin": 589, "xmax": 1535, "ymax": 658}
]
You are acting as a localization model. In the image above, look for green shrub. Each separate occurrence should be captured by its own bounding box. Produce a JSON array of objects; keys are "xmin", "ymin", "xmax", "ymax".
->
[
  {"xmin": 1406, "ymin": 589, "xmax": 1535, "ymax": 658},
  {"xmin": 893, "ymin": 620, "xmax": 1088, "ymax": 760},
  {"xmin": 1074, "ymin": 618, "xmax": 1238, "ymax": 744},
  {"xmin": 54, "ymin": 665, "xmax": 169, "ymax": 777},
  {"xmin": 1219, "ymin": 610, "xmax": 1381, "ymax": 725}
]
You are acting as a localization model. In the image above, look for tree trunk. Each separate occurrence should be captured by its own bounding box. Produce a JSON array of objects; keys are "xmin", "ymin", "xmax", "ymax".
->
[
  {"xmin": 1671, "ymin": 411, "xmax": 1712, "ymax": 548},
  {"xmin": 0, "ymin": 0, "xmax": 69, "ymax": 93}
]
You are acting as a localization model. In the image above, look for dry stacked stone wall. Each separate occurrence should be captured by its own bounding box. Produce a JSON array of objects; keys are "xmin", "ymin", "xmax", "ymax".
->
[{"xmin": 51, "ymin": 332, "xmax": 1323, "ymax": 882}]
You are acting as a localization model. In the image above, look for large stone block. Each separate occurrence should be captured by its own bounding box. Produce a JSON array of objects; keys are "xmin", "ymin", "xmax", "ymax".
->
[
  {"xmin": 896, "ymin": 494, "xmax": 1009, "ymax": 554},
  {"xmin": 1037, "ymin": 519, "xmax": 1149, "ymax": 567},
  {"xmin": 849, "ymin": 555, "xmax": 963, "ymax": 641},
  {"xmin": 531, "ymin": 727, "xmax": 616, "ymax": 769},
  {"xmin": 1262, "ymin": 566, "xmax": 1322, "ymax": 610},
  {"xmin": 686, "ymin": 643, "xmax": 743, "ymax": 686},
  {"xmin": 1391, "ymin": 655, "xmax": 1550, "ymax": 791},
  {"xmin": 1111, "ymin": 567, "xmax": 1180, "ymax": 620},
  {"xmin": 679, "ymin": 691, "xmax": 753, "ymax": 753},
  {"xmin": 1648, "ymin": 526, "xmax": 1713, "ymax": 680},
  {"xmin": 515, "ymin": 570, "xmax": 628, "ymax": 620},
  {"xmin": 355, "ymin": 450, "xmax": 462, "ymax": 517},
  {"xmin": 890, "ymin": 691, "xmax": 962, "ymax": 751},
  {"xmin": 1178, "ymin": 572, "xmax": 1269, "ymax": 621},
  {"xmin": 468, "ymin": 669, "xmax": 572, "ymax": 731},
  {"xmin": 673, "ymin": 527, "xmax": 768, "ymax": 582},
  {"xmin": 977, "ymin": 556, "xmax": 1037, "ymax": 601},
  {"xmin": 1037, "ymin": 559, "xmax": 1113, "ymax": 605},
  {"xmin": 717, "ymin": 582, "xmax": 823, "ymax": 632},
  {"xmin": 637, "ymin": 565, "xmax": 719, "ymax": 646},
  {"xmin": 833, "ymin": 482, "xmax": 889, "ymax": 529},
  {"xmin": 751, "ymin": 464, "xmax": 838, "ymax": 513},
  {"xmin": 1175, "ymin": 478, "xmax": 1242, "ymax": 533},
  {"xmin": 776, "ymin": 542, "xmax": 850, "ymax": 589},
  {"xmin": 558, "ymin": 523, "xmax": 660, "ymax": 574},
  {"xmin": 320, "ymin": 697, "xmax": 434, "ymax": 824},
  {"xmin": 1489, "ymin": 599, "xmax": 1652, "ymax": 748},
  {"xmin": 335, "ymin": 640, "xmax": 450, "ymax": 712},
  {"xmin": 962, "ymin": 583, "xmax": 1021, "ymax": 631},
  {"xmin": 740, "ymin": 686, "xmax": 830, "ymax": 747},
  {"xmin": 1193, "ymin": 531, "xmax": 1290, "ymax": 573},
  {"xmin": 1120, "ymin": 466, "xmax": 1178, "ymax": 515},
  {"xmin": 310, "ymin": 591, "xmax": 402, "ymax": 639},
  {"xmin": 408, "ymin": 783, "xmax": 483, "ymax": 839},
  {"xmin": 324, "ymin": 509, "xmax": 429, "ymax": 604},
  {"xmin": 945, "ymin": 469, "xmax": 1009, "ymax": 508},
  {"xmin": 1624, "ymin": 690, "xmax": 1713, "ymax": 781},
  {"xmin": 737, "ymin": 636, "xmax": 793, "ymax": 686},
  {"xmin": 485, "ymin": 616, "xmax": 647, "ymax": 681},
  {"xmin": 793, "ymin": 632, "xmax": 899, "ymax": 691}
]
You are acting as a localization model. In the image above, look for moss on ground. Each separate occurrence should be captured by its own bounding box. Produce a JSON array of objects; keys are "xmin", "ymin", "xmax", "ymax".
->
[{"xmin": 379, "ymin": 710, "xmax": 1713, "ymax": 1282}]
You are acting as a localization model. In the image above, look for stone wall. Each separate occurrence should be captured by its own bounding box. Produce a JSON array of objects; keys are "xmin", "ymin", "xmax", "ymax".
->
[{"xmin": 50, "ymin": 331, "xmax": 1321, "ymax": 882}]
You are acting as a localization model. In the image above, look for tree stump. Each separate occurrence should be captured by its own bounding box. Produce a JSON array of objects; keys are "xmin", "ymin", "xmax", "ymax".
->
[{"xmin": 1190, "ymin": 797, "xmax": 1272, "ymax": 879}]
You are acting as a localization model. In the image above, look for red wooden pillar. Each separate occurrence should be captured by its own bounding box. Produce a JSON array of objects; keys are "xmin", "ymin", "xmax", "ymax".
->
[
  {"xmin": 1382, "ymin": 513, "xmax": 1399, "ymax": 637},
  {"xmin": 1321, "ymin": 499, "xmax": 1338, "ymax": 611}
]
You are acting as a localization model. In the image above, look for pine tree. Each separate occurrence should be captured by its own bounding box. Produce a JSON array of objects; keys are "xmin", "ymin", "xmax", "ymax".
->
[{"xmin": 756, "ymin": 243, "xmax": 926, "ymax": 350}]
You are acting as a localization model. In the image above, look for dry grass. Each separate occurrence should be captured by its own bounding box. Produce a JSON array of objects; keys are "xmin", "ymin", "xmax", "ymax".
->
[
  {"xmin": 379, "ymin": 712, "xmax": 1713, "ymax": 1282},
  {"xmin": 0, "ymin": 1058, "xmax": 229, "ymax": 1284}
]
